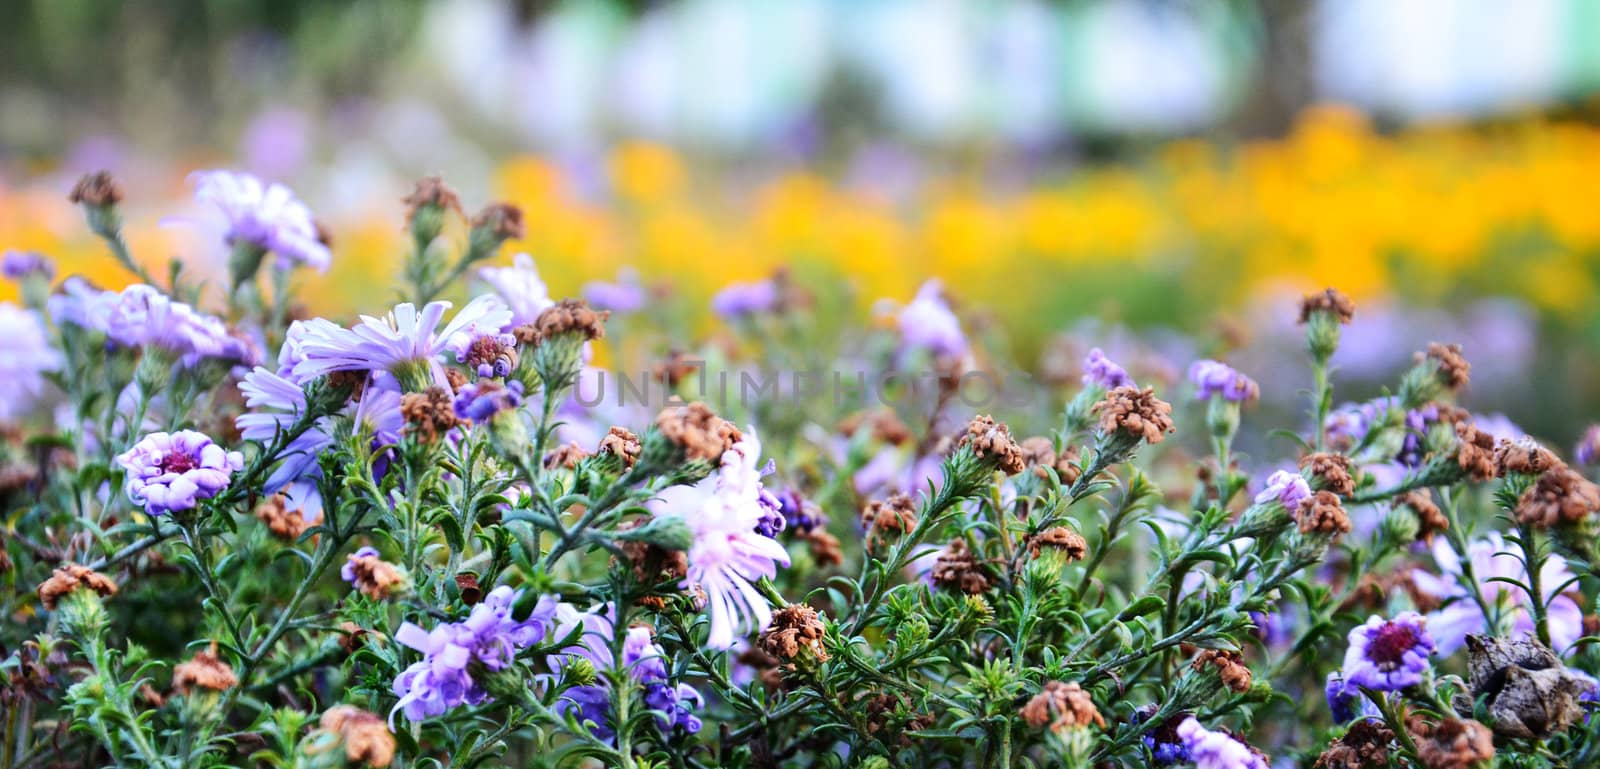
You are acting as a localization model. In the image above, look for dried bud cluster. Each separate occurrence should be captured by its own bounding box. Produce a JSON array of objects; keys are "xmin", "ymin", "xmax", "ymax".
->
[
  {"xmin": 1093, "ymin": 386, "xmax": 1176, "ymax": 444},
  {"xmin": 320, "ymin": 705, "xmax": 397, "ymax": 767},
  {"xmin": 531, "ymin": 299, "xmax": 610, "ymax": 343},
  {"xmin": 1296, "ymin": 491, "xmax": 1352, "ymax": 537},
  {"xmin": 929, "ymin": 540, "xmax": 991, "ymax": 594},
  {"xmin": 1298, "ymin": 288, "xmax": 1356, "ymax": 325},
  {"xmin": 862, "ymin": 493, "xmax": 919, "ymax": 549},
  {"xmin": 655, "ymin": 402, "xmax": 743, "ymax": 463},
  {"xmin": 69, "ymin": 171, "xmax": 124, "ymax": 207},
  {"xmin": 401, "ymin": 386, "xmax": 462, "ymax": 442},
  {"xmin": 470, "ymin": 202, "xmax": 524, "ymax": 241},
  {"xmin": 1395, "ymin": 491, "xmax": 1449, "ymax": 543},
  {"xmin": 1026, "ymin": 526, "xmax": 1088, "ymax": 560},
  {"xmin": 172, "ymin": 644, "xmax": 238, "ymax": 695},
  {"xmin": 597, "ymin": 426, "xmax": 642, "ymax": 468},
  {"xmin": 1421, "ymin": 342, "xmax": 1471, "ymax": 391},
  {"xmin": 345, "ymin": 552, "xmax": 405, "ymax": 600},
  {"xmin": 37, "ymin": 563, "xmax": 118, "ymax": 609},
  {"xmin": 1496, "ymin": 438, "xmax": 1561, "ymax": 476},
  {"xmin": 1452, "ymin": 422, "xmax": 1497, "ymax": 482},
  {"xmin": 402, "ymin": 176, "xmax": 463, "ymax": 222},
  {"xmin": 759, "ymin": 604, "xmax": 829, "ymax": 662},
  {"xmin": 1299, "ymin": 452, "xmax": 1355, "ymax": 496},
  {"xmin": 1191, "ymin": 648, "xmax": 1253, "ymax": 693},
  {"xmin": 1021, "ymin": 681, "xmax": 1104, "ymax": 734},
  {"xmin": 955, "ymin": 415, "xmax": 1025, "ymax": 475},
  {"xmin": 1516, "ymin": 465, "xmax": 1600, "ymax": 528}
]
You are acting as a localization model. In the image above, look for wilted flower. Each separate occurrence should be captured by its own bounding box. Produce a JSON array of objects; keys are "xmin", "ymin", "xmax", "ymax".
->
[
  {"xmin": 648, "ymin": 431, "xmax": 791, "ymax": 649},
  {"xmin": 190, "ymin": 170, "xmax": 330, "ymax": 272},
  {"xmin": 478, "ymin": 254, "xmax": 553, "ymax": 327},
  {"xmin": 318, "ymin": 706, "xmax": 396, "ymax": 768},
  {"xmin": 1021, "ymin": 681, "xmax": 1104, "ymax": 734},
  {"xmin": 341, "ymin": 546, "xmax": 405, "ymax": 599},
  {"xmin": 1341, "ymin": 612, "xmax": 1434, "ymax": 692},
  {"xmin": 37, "ymin": 564, "xmax": 118, "ymax": 610},
  {"xmin": 1412, "ymin": 533, "xmax": 1584, "ymax": 655},
  {"xmin": 116, "ymin": 430, "xmax": 244, "ymax": 515},
  {"xmin": 1188, "ymin": 360, "xmax": 1259, "ymax": 402},
  {"xmin": 897, "ymin": 279, "xmax": 966, "ymax": 359},
  {"xmin": 0, "ymin": 304, "xmax": 62, "ymax": 422},
  {"xmin": 172, "ymin": 643, "xmax": 238, "ymax": 695}
]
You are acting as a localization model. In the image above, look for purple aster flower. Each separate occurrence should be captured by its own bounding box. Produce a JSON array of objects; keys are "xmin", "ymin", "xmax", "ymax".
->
[
  {"xmin": 1188, "ymin": 360, "xmax": 1259, "ymax": 402},
  {"xmin": 1253, "ymin": 469, "xmax": 1312, "ymax": 511},
  {"xmin": 104, "ymin": 284, "xmax": 255, "ymax": 366},
  {"xmin": 775, "ymin": 487, "xmax": 823, "ymax": 534},
  {"xmin": 2, "ymin": 250, "xmax": 53, "ymax": 281},
  {"xmin": 1341, "ymin": 612, "xmax": 1434, "ymax": 692},
  {"xmin": 1411, "ymin": 533, "xmax": 1584, "ymax": 656},
  {"xmin": 237, "ymin": 366, "xmax": 403, "ymax": 499},
  {"xmin": 1131, "ymin": 705, "xmax": 1191, "ymax": 766},
  {"xmin": 116, "ymin": 430, "xmax": 244, "ymax": 515},
  {"xmin": 47, "ymin": 277, "xmax": 117, "ymax": 331},
  {"xmin": 557, "ymin": 683, "xmax": 616, "ymax": 740},
  {"xmin": 897, "ymin": 279, "xmax": 966, "ymax": 359},
  {"xmin": 549, "ymin": 608, "xmax": 701, "ymax": 739},
  {"xmin": 711, "ymin": 279, "xmax": 778, "ymax": 319},
  {"xmin": 453, "ymin": 379, "xmax": 525, "ymax": 422},
  {"xmin": 583, "ymin": 270, "xmax": 645, "ymax": 314},
  {"xmin": 478, "ymin": 254, "xmax": 553, "ymax": 327},
  {"xmin": 1325, "ymin": 672, "xmax": 1379, "ymax": 723},
  {"xmin": 190, "ymin": 170, "xmax": 330, "ymax": 271},
  {"xmin": 647, "ymin": 430, "xmax": 792, "ymax": 649},
  {"xmin": 341, "ymin": 546, "xmax": 380, "ymax": 582},
  {"xmin": 390, "ymin": 586, "xmax": 556, "ymax": 725},
  {"xmin": 292, "ymin": 296, "xmax": 512, "ymax": 391},
  {"xmin": 1176, "ymin": 717, "xmax": 1268, "ymax": 769},
  {"xmin": 1576, "ymin": 425, "xmax": 1600, "ymax": 466},
  {"xmin": 0, "ymin": 304, "xmax": 63, "ymax": 421},
  {"xmin": 644, "ymin": 682, "xmax": 704, "ymax": 734},
  {"xmin": 1082, "ymin": 347, "xmax": 1134, "ymax": 389}
]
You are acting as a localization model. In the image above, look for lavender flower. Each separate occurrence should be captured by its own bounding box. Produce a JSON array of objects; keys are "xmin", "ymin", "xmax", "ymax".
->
[
  {"xmin": 1411, "ymin": 533, "xmax": 1584, "ymax": 655},
  {"xmin": 237, "ymin": 365, "xmax": 403, "ymax": 496},
  {"xmin": 116, "ymin": 430, "xmax": 244, "ymax": 515},
  {"xmin": 1188, "ymin": 360, "xmax": 1259, "ymax": 402},
  {"xmin": 583, "ymin": 270, "xmax": 645, "ymax": 314},
  {"xmin": 104, "ymin": 285, "xmax": 254, "ymax": 366},
  {"xmin": 549, "ymin": 605, "xmax": 704, "ymax": 739},
  {"xmin": 47, "ymin": 277, "xmax": 116, "ymax": 332},
  {"xmin": 711, "ymin": 279, "xmax": 778, "ymax": 319},
  {"xmin": 190, "ymin": 170, "xmax": 330, "ymax": 271},
  {"xmin": 1082, "ymin": 347, "xmax": 1134, "ymax": 389},
  {"xmin": 2, "ymin": 250, "xmax": 53, "ymax": 281},
  {"xmin": 1576, "ymin": 425, "xmax": 1600, "ymax": 466},
  {"xmin": 1324, "ymin": 672, "xmax": 1378, "ymax": 723},
  {"xmin": 1340, "ymin": 612, "xmax": 1434, "ymax": 692},
  {"xmin": 1175, "ymin": 717, "xmax": 1268, "ymax": 769},
  {"xmin": 775, "ymin": 488, "xmax": 823, "ymax": 534},
  {"xmin": 897, "ymin": 279, "xmax": 966, "ymax": 359},
  {"xmin": 292, "ymin": 296, "xmax": 512, "ymax": 391},
  {"xmin": 478, "ymin": 254, "xmax": 553, "ymax": 327},
  {"xmin": 648, "ymin": 431, "xmax": 792, "ymax": 649},
  {"xmin": 341, "ymin": 546, "xmax": 380, "ymax": 583},
  {"xmin": 391, "ymin": 586, "xmax": 556, "ymax": 725},
  {"xmin": 1253, "ymin": 470, "xmax": 1311, "ymax": 511},
  {"xmin": 453, "ymin": 380, "xmax": 525, "ymax": 422},
  {"xmin": 0, "ymin": 304, "xmax": 63, "ymax": 421}
]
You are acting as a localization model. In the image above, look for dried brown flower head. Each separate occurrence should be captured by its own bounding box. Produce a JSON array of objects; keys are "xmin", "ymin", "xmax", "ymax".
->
[
  {"xmin": 655, "ymin": 402, "xmax": 743, "ymax": 463},
  {"xmin": 37, "ymin": 563, "xmax": 118, "ymax": 610},
  {"xmin": 839, "ymin": 409, "xmax": 914, "ymax": 446},
  {"xmin": 533, "ymin": 299, "xmax": 610, "ymax": 342},
  {"xmin": 597, "ymin": 426, "xmax": 642, "ymax": 468},
  {"xmin": 402, "ymin": 176, "xmax": 463, "ymax": 223},
  {"xmin": 759, "ymin": 604, "xmax": 828, "ymax": 662},
  {"xmin": 470, "ymin": 202, "xmax": 524, "ymax": 241},
  {"xmin": 345, "ymin": 552, "xmax": 405, "ymax": 600},
  {"xmin": 1191, "ymin": 648, "xmax": 1253, "ymax": 693},
  {"xmin": 805, "ymin": 529, "xmax": 843, "ymax": 567},
  {"xmin": 1396, "ymin": 490, "xmax": 1449, "ymax": 543},
  {"xmin": 1093, "ymin": 386, "xmax": 1176, "ymax": 444},
  {"xmin": 1298, "ymin": 288, "xmax": 1356, "ymax": 325},
  {"xmin": 1408, "ymin": 716, "xmax": 1494, "ymax": 769},
  {"xmin": 862, "ymin": 492, "xmax": 919, "ymax": 549},
  {"xmin": 1299, "ymin": 452, "xmax": 1356, "ymax": 496},
  {"xmin": 1314, "ymin": 718, "xmax": 1394, "ymax": 769},
  {"xmin": 543, "ymin": 441, "xmax": 590, "ymax": 470},
  {"xmin": 956, "ymin": 415, "xmax": 1026, "ymax": 475},
  {"xmin": 338, "ymin": 621, "xmax": 372, "ymax": 654},
  {"xmin": 652, "ymin": 349, "xmax": 701, "ymax": 388},
  {"xmin": 321, "ymin": 705, "xmax": 397, "ymax": 767},
  {"xmin": 1516, "ymin": 466, "xmax": 1600, "ymax": 527},
  {"xmin": 1495, "ymin": 437, "xmax": 1562, "ymax": 477},
  {"xmin": 455, "ymin": 573, "xmax": 482, "ymax": 606},
  {"xmin": 617, "ymin": 518, "xmax": 690, "ymax": 588},
  {"xmin": 69, "ymin": 171, "xmax": 124, "ymax": 207},
  {"xmin": 1296, "ymin": 491, "xmax": 1352, "ymax": 538},
  {"xmin": 1464, "ymin": 635, "xmax": 1590, "ymax": 740},
  {"xmin": 1453, "ymin": 422, "xmax": 1498, "ymax": 482},
  {"xmin": 1021, "ymin": 681, "xmax": 1105, "ymax": 733},
  {"xmin": 172, "ymin": 643, "xmax": 238, "ymax": 695},
  {"xmin": 1026, "ymin": 526, "xmax": 1088, "ymax": 560},
  {"xmin": 1420, "ymin": 342, "xmax": 1470, "ymax": 391},
  {"xmin": 929, "ymin": 539, "xmax": 992, "ymax": 594},
  {"xmin": 401, "ymin": 386, "xmax": 462, "ymax": 442},
  {"xmin": 443, "ymin": 367, "xmax": 468, "ymax": 393},
  {"xmin": 255, "ymin": 495, "xmax": 311, "ymax": 541},
  {"xmin": 1052, "ymin": 444, "xmax": 1083, "ymax": 484}
]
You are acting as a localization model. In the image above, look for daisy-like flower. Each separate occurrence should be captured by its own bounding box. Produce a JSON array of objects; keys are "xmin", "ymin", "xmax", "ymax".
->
[
  {"xmin": 1412, "ymin": 532, "xmax": 1584, "ymax": 655},
  {"xmin": 1188, "ymin": 360, "xmax": 1259, "ymax": 402},
  {"xmin": 1176, "ymin": 718, "xmax": 1268, "ymax": 769},
  {"xmin": 1341, "ymin": 612, "xmax": 1435, "ymax": 692},
  {"xmin": 549, "ymin": 605, "xmax": 703, "ymax": 740},
  {"xmin": 190, "ymin": 170, "xmax": 330, "ymax": 271},
  {"xmin": 116, "ymin": 430, "xmax": 244, "ymax": 515},
  {"xmin": 0, "ymin": 303, "xmax": 63, "ymax": 422},
  {"xmin": 1082, "ymin": 347, "xmax": 1134, "ymax": 390},
  {"xmin": 47, "ymin": 277, "xmax": 117, "ymax": 332},
  {"xmin": 390, "ymin": 586, "xmax": 556, "ymax": 725},
  {"xmin": 648, "ymin": 431, "xmax": 792, "ymax": 650},
  {"xmin": 897, "ymin": 279, "xmax": 966, "ymax": 359},
  {"xmin": 478, "ymin": 254, "xmax": 553, "ymax": 327},
  {"xmin": 104, "ymin": 284, "xmax": 254, "ymax": 366},
  {"xmin": 292, "ymin": 296, "xmax": 511, "ymax": 391},
  {"xmin": 1253, "ymin": 469, "xmax": 1312, "ymax": 511}
]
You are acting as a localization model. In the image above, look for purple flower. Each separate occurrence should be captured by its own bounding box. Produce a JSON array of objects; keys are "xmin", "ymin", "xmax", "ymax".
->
[
  {"xmin": 711, "ymin": 279, "xmax": 778, "ymax": 319},
  {"xmin": 47, "ymin": 277, "xmax": 117, "ymax": 331},
  {"xmin": 775, "ymin": 488, "xmax": 823, "ymax": 534},
  {"xmin": 1576, "ymin": 425, "xmax": 1600, "ymax": 466},
  {"xmin": 1341, "ymin": 612, "xmax": 1434, "ymax": 692},
  {"xmin": 478, "ymin": 254, "xmax": 552, "ymax": 327},
  {"xmin": 648, "ymin": 431, "xmax": 791, "ymax": 649},
  {"xmin": 1176, "ymin": 717, "xmax": 1268, "ymax": 769},
  {"xmin": 1132, "ymin": 705, "xmax": 1190, "ymax": 765},
  {"xmin": 897, "ymin": 279, "xmax": 966, "ymax": 359},
  {"xmin": 1188, "ymin": 360, "xmax": 1259, "ymax": 402},
  {"xmin": 292, "ymin": 297, "xmax": 512, "ymax": 391},
  {"xmin": 103, "ymin": 285, "xmax": 256, "ymax": 366},
  {"xmin": 583, "ymin": 270, "xmax": 645, "ymax": 314},
  {"xmin": 453, "ymin": 379, "xmax": 525, "ymax": 422},
  {"xmin": 190, "ymin": 170, "xmax": 329, "ymax": 271},
  {"xmin": 549, "ymin": 608, "xmax": 702, "ymax": 739},
  {"xmin": 1253, "ymin": 470, "xmax": 1311, "ymax": 511},
  {"xmin": 237, "ymin": 366, "xmax": 403, "ymax": 501},
  {"xmin": 2, "ymin": 250, "xmax": 53, "ymax": 281},
  {"xmin": 1411, "ymin": 533, "xmax": 1584, "ymax": 656},
  {"xmin": 341, "ymin": 546, "xmax": 380, "ymax": 582},
  {"xmin": 0, "ymin": 304, "xmax": 62, "ymax": 421},
  {"xmin": 1082, "ymin": 347, "xmax": 1134, "ymax": 389},
  {"xmin": 1325, "ymin": 672, "xmax": 1378, "ymax": 723},
  {"xmin": 644, "ymin": 682, "xmax": 704, "ymax": 734},
  {"xmin": 116, "ymin": 430, "xmax": 244, "ymax": 515},
  {"xmin": 390, "ymin": 586, "xmax": 556, "ymax": 725}
]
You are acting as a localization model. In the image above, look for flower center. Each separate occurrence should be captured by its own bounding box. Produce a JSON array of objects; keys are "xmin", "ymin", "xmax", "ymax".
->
[
  {"xmin": 1365, "ymin": 622, "xmax": 1418, "ymax": 668},
  {"xmin": 160, "ymin": 452, "xmax": 198, "ymax": 474}
]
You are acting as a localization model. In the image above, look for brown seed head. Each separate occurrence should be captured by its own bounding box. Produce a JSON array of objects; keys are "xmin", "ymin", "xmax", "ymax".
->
[
  {"xmin": 533, "ymin": 298, "xmax": 609, "ymax": 342},
  {"xmin": 1026, "ymin": 526, "xmax": 1088, "ymax": 560},
  {"xmin": 470, "ymin": 202, "xmax": 524, "ymax": 241},
  {"xmin": 862, "ymin": 492, "xmax": 919, "ymax": 549},
  {"xmin": 345, "ymin": 553, "xmax": 406, "ymax": 600},
  {"xmin": 759, "ymin": 604, "xmax": 829, "ymax": 662},
  {"xmin": 172, "ymin": 643, "xmax": 238, "ymax": 695},
  {"xmin": 321, "ymin": 705, "xmax": 397, "ymax": 767},
  {"xmin": 929, "ymin": 539, "xmax": 992, "ymax": 594},
  {"xmin": 1396, "ymin": 490, "xmax": 1449, "ymax": 544},
  {"xmin": 1515, "ymin": 466, "xmax": 1600, "ymax": 528},
  {"xmin": 1093, "ymin": 386, "xmax": 1176, "ymax": 444},
  {"xmin": 655, "ymin": 402, "xmax": 743, "ymax": 463},
  {"xmin": 1191, "ymin": 649, "xmax": 1253, "ymax": 693},
  {"xmin": 1021, "ymin": 681, "xmax": 1105, "ymax": 733},
  {"xmin": 37, "ymin": 563, "xmax": 118, "ymax": 610},
  {"xmin": 1495, "ymin": 437, "xmax": 1562, "ymax": 477},
  {"xmin": 956, "ymin": 415, "xmax": 1026, "ymax": 475},
  {"xmin": 1408, "ymin": 717, "xmax": 1494, "ymax": 769},
  {"xmin": 806, "ymin": 529, "xmax": 843, "ymax": 567},
  {"xmin": 1420, "ymin": 342, "xmax": 1470, "ymax": 391},
  {"xmin": 1314, "ymin": 717, "xmax": 1394, "ymax": 769},
  {"xmin": 1299, "ymin": 452, "xmax": 1356, "ymax": 496},
  {"xmin": 402, "ymin": 176, "xmax": 463, "ymax": 223},
  {"xmin": 543, "ymin": 441, "xmax": 590, "ymax": 470},
  {"xmin": 597, "ymin": 426, "xmax": 642, "ymax": 468},
  {"xmin": 255, "ymin": 494, "xmax": 312, "ymax": 541},
  {"xmin": 1453, "ymin": 422, "xmax": 1498, "ymax": 482},
  {"xmin": 1298, "ymin": 287, "xmax": 1356, "ymax": 325},
  {"xmin": 1296, "ymin": 491, "xmax": 1353, "ymax": 538},
  {"xmin": 69, "ymin": 171, "xmax": 124, "ymax": 207},
  {"xmin": 401, "ymin": 386, "xmax": 462, "ymax": 441}
]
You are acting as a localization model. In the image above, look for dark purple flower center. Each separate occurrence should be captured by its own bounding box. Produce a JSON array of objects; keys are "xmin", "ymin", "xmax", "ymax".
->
[
  {"xmin": 1366, "ymin": 622, "xmax": 1418, "ymax": 667},
  {"xmin": 159, "ymin": 452, "xmax": 198, "ymax": 474}
]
